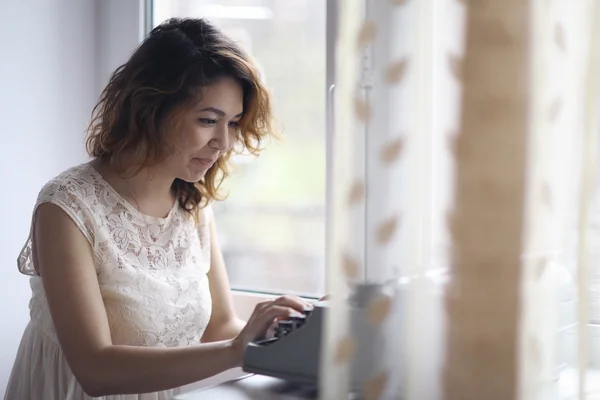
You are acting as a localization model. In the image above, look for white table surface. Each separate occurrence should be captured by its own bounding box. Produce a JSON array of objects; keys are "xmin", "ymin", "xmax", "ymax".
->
[{"xmin": 174, "ymin": 370, "xmax": 317, "ymax": 400}]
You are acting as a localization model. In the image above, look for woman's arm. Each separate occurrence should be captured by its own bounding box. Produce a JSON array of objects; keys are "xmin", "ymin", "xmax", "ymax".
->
[
  {"xmin": 35, "ymin": 203, "xmax": 300, "ymax": 397},
  {"xmin": 200, "ymin": 210, "xmax": 320, "ymax": 343},
  {"xmin": 201, "ymin": 211, "xmax": 254, "ymax": 342}
]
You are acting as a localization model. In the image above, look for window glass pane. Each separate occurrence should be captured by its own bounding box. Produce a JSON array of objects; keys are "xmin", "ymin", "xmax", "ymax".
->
[{"xmin": 153, "ymin": 0, "xmax": 326, "ymax": 296}]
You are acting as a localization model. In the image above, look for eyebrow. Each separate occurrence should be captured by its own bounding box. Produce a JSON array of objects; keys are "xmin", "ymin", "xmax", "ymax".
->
[{"xmin": 198, "ymin": 107, "xmax": 243, "ymax": 119}]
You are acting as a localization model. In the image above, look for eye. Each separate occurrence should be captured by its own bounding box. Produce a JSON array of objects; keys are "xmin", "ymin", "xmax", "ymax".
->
[
  {"xmin": 228, "ymin": 121, "xmax": 240, "ymax": 128},
  {"xmin": 198, "ymin": 118, "xmax": 217, "ymax": 126}
]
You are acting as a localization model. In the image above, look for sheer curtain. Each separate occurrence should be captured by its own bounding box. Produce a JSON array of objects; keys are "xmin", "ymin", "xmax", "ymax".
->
[{"xmin": 320, "ymin": 0, "xmax": 600, "ymax": 399}]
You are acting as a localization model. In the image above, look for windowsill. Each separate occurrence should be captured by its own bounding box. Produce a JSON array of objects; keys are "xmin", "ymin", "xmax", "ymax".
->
[{"xmin": 557, "ymin": 367, "xmax": 600, "ymax": 399}]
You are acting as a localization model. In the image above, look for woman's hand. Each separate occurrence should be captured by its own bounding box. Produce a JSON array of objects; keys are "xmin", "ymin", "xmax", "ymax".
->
[{"xmin": 231, "ymin": 295, "xmax": 311, "ymax": 360}]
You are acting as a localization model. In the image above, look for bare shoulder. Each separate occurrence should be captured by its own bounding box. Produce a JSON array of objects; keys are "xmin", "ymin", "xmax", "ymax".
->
[
  {"xmin": 34, "ymin": 202, "xmax": 95, "ymax": 276},
  {"xmin": 32, "ymin": 163, "xmax": 100, "ymax": 279}
]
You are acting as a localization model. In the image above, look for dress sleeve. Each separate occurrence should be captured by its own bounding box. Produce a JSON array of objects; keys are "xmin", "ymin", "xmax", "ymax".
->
[{"xmin": 17, "ymin": 178, "xmax": 96, "ymax": 276}]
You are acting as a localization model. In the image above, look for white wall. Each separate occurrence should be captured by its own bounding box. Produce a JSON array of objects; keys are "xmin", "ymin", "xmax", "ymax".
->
[
  {"xmin": 94, "ymin": 0, "xmax": 146, "ymax": 95},
  {"xmin": 0, "ymin": 0, "xmax": 143, "ymax": 394}
]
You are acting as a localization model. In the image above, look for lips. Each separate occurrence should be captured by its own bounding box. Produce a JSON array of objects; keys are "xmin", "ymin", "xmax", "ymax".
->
[{"xmin": 192, "ymin": 157, "xmax": 217, "ymax": 168}]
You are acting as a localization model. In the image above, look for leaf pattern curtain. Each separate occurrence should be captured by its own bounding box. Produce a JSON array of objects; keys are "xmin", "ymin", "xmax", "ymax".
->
[{"xmin": 320, "ymin": 0, "xmax": 600, "ymax": 399}]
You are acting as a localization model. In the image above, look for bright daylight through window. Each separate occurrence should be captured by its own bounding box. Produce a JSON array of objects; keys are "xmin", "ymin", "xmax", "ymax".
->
[{"xmin": 153, "ymin": 0, "xmax": 327, "ymax": 296}]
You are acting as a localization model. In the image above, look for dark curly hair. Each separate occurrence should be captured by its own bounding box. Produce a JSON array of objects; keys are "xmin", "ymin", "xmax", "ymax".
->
[{"xmin": 86, "ymin": 17, "xmax": 274, "ymax": 215}]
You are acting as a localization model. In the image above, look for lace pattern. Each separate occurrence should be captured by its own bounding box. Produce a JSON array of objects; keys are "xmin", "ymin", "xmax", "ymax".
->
[{"xmin": 18, "ymin": 163, "xmax": 213, "ymax": 347}]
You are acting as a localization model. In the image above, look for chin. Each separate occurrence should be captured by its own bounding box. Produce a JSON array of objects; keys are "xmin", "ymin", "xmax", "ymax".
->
[
  {"xmin": 177, "ymin": 168, "xmax": 208, "ymax": 183},
  {"xmin": 177, "ymin": 174, "xmax": 205, "ymax": 183}
]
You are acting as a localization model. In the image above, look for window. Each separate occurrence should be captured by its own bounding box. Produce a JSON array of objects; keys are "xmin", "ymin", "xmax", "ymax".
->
[{"xmin": 152, "ymin": 0, "xmax": 332, "ymax": 296}]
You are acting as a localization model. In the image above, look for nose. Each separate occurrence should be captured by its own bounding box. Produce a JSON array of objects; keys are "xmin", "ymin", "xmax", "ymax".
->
[{"xmin": 211, "ymin": 122, "xmax": 230, "ymax": 151}]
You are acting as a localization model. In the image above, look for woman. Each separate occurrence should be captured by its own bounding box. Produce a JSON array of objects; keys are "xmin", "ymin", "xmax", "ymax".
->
[{"xmin": 4, "ymin": 17, "xmax": 312, "ymax": 399}]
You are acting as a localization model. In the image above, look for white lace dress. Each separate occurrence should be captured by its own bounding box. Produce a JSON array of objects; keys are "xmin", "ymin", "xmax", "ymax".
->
[{"xmin": 4, "ymin": 163, "xmax": 214, "ymax": 400}]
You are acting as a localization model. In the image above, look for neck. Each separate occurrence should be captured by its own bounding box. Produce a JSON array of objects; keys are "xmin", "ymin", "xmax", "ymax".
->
[{"xmin": 92, "ymin": 158, "xmax": 176, "ymax": 218}]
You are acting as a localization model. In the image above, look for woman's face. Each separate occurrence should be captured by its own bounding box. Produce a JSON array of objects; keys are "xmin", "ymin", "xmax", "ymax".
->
[{"xmin": 164, "ymin": 76, "xmax": 244, "ymax": 183}]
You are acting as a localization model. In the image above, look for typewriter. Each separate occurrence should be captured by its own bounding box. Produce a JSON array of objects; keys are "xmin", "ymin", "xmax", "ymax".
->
[{"xmin": 242, "ymin": 283, "xmax": 396, "ymax": 392}]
